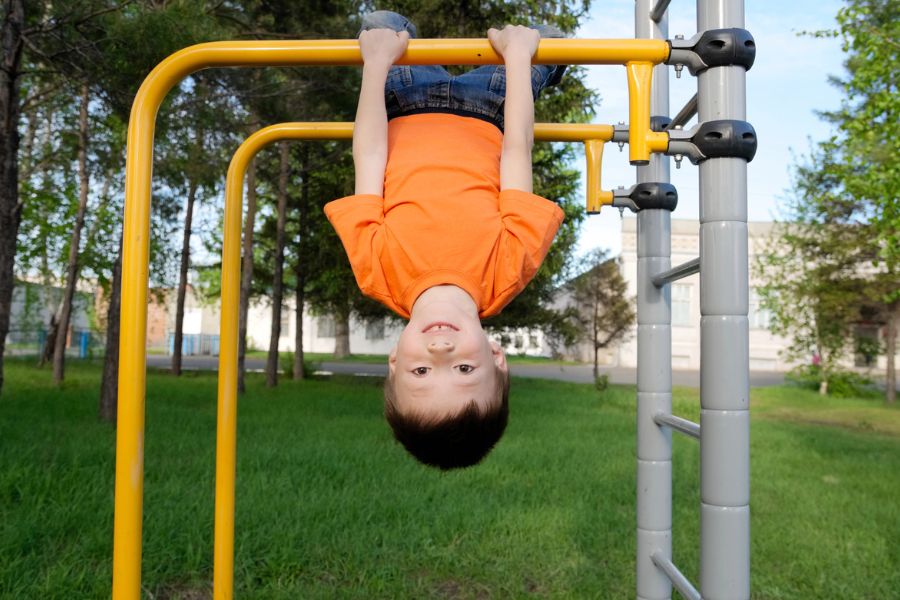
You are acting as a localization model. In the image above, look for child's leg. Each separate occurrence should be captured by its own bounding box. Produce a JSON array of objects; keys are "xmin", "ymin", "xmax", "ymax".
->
[
  {"xmin": 455, "ymin": 24, "xmax": 567, "ymax": 100},
  {"xmin": 358, "ymin": 11, "xmax": 450, "ymax": 94}
]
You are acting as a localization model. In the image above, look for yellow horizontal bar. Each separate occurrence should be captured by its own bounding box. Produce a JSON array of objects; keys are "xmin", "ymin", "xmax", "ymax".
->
[
  {"xmin": 157, "ymin": 38, "xmax": 669, "ymax": 72},
  {"xmin": 221, "ymin": 122, "xmax": 617, "ymax": 143}
]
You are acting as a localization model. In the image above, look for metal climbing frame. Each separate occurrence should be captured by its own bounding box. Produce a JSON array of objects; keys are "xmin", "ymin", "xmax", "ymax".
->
[
  {"xmin": 632, "ymin": 0, "xmax": 753, "ymax": 599},
  {"xmin": 111, "ymin": 11, "xmax": 755, "ymax": 598}
]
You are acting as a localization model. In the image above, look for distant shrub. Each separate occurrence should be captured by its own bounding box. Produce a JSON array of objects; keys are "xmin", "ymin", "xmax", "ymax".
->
[
  {"xmin": 280, "ymin": 352, "xmax": 319, "ymax": 379},
  {"xmin": 786, "ymin": 364, "xmax": 877, "ymax": 398},
  {"xmin": 594, "ymin": 374, "xmax": 609, "ymax": 393}
]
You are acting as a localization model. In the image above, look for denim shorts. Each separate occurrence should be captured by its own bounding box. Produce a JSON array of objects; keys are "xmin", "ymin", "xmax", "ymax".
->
[{"xmin": 359, "ymin": 11, "xmax": 567, "ymax": 131}]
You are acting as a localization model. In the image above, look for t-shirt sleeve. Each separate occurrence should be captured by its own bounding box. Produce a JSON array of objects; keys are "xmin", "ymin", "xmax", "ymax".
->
[
  {"xmin": 323, "ymin": 194, "xmax": 388, "ymax": 299},
  {"xmin": 498, "ymin": 188, "xmax": 565, "ymax": 279},
  {"xmin": 480, "ymin": 189, "xmax": 564, "ymax": 317}
]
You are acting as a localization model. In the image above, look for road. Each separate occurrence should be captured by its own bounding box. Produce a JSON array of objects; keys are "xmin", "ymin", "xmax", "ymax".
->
[{"xmin": 147, "ymin": 355, "xmax": 786, "ymax": 387}]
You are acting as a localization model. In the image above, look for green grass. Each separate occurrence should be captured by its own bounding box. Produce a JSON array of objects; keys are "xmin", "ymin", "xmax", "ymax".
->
[{"xmin": 1, "ymin": 360, "xmax": 898, "ymax": 598}]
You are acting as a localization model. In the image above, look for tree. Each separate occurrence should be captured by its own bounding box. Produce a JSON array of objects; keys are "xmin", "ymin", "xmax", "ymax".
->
[
  {"xmin": 50, "ymin": 82, "xmax": 90, "ymax": 384},
  {"xmin": 566, "ymin": 248, "xmax": 634, "ymax": 377},
  {"xmin": 0, "ymin": 0, "xmax": 26, "ymax": 398},
  {"xmin": 773, "ymin": 0, "xmax": 900, "ymax": 401}
]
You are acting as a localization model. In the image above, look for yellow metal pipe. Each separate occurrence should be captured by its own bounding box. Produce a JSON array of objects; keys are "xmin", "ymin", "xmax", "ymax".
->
[
  {"xmin": 626, "ymin": 62, "xmax": 654, "ymax": 165},
  {"xmin": 114, "ymin": 38, "xmax": 671, "ymax": 600},
  {"xmin": 584, "ymin": 139, "xmax": 614, "ymax": 213}
]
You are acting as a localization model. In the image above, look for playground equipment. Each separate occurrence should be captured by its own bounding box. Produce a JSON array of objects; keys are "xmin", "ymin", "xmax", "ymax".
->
[{"xmin": 112, "ymin": 1, "xmax": 755, "ymax": 598}]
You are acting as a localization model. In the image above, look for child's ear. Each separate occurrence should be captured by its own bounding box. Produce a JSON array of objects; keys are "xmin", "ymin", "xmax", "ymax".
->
[
  {"xmin": 388, "ymin": 346, "xmax": 397, "ymax": 376},
  {"xmin": 489, "ymin": 340, "xmax": 508, "ymax": 372}
]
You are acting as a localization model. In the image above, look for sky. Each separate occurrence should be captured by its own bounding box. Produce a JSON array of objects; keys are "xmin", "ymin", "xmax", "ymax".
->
[{"xmin": 573, "ymin": 0, "xmax": 847, "ymax": 255}]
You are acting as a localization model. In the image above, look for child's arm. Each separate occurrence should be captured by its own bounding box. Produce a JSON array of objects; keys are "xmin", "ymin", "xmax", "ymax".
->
[
  {"xmin": 353, "ymin": 29, "xmax": 409, "ymax": 196},
  {"xmin": 488, "ymin": 25, "xmax": 541, "ymax": 194}
]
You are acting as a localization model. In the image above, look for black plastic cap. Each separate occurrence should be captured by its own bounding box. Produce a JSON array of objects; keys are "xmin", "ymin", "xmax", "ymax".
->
[
  {"xmin": 693, "ymin": 120, "xmax": 757, "ymax": 162},
  {"xmin": 629, "ymin": 182, "xmax": 678, "ymax": 211},
  {"xmin": 695, "ymin": 28, "xmax": 756, "ymax": 72}
]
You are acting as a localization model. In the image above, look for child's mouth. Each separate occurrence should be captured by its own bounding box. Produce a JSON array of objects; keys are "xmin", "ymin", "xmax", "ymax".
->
[{"xmin": 422, "ymin": 322, "xmax": 459, "ymax": 333}]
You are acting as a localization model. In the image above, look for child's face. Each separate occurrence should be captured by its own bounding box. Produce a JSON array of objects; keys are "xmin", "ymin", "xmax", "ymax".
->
[{"xmin": 389, "ymin": 306, "xmax": 507, "ymax": 419}]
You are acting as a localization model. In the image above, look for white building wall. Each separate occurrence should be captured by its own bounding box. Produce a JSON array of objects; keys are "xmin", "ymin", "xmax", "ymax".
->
[{"xmin": 617, "ymin": 218, "xmax": 795, "ymax": 371}]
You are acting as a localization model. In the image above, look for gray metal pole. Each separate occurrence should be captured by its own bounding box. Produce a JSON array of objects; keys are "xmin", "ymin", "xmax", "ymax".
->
[
  {"xmin": 696, "ymin": 0, "xmax": 751, "ymax": 598},
  {"xmin": 634, "ymin": 2, "xmax": 672, "ymax": 599}
]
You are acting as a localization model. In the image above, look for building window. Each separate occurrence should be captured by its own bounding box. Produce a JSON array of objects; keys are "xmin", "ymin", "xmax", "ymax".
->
[
  {"xmin": 316, "ymin": 316, "xmax": 335, "ymax": 338},
  {"xmin": 365, "ymin": 319, "xmax": 385, "ymax": 341},
  {"xmin": 280, "ymin": 306, "xmax": 290, "ymax": 336},
  {"xmin": 748, "ymin": 290, "xmax": 772, "ymax": 330},
  {"xmin": 672, "ymin": 284, "xmax": 692, "ymax": 327}
]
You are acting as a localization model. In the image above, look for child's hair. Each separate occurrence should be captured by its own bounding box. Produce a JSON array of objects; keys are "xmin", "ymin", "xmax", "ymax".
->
[{"xmin": 383, "ymin": 366, "xmax": 510, "ymax": 470}]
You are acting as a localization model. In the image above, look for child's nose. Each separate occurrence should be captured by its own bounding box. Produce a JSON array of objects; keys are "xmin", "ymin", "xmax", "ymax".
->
[{"xmin": 427, "ymin": 340, "xmax": 454, "ymax": 353}]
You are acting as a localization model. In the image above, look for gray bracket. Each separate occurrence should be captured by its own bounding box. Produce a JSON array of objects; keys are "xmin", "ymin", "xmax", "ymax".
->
[
  {"xmin": 667, "ymin": 28, "xmax": 756, "ymax": 76},
  {"xmin": 612, "ymin": 182, "xmax": 678, "ymax": 213},
  {"xmin": 667, "ymin": 120, "xmax": 757, "ymax": 165}
]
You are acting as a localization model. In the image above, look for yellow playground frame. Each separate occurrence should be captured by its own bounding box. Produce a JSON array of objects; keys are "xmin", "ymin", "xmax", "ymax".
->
[{"xmin": 114, "ymin": 38, "xmax": 671, "ymax": 600}]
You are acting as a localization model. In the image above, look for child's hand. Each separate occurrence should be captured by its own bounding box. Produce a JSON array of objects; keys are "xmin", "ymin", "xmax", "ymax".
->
[
  {"xmin": 488, "ymin": 25, "xmax": 540, "ymax": 62},
  {"xmin": 359, "ymin": 28, "xmax": 409, "ymax": 67}
]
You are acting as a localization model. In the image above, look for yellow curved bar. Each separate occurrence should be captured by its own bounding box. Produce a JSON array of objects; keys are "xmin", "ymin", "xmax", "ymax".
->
[
  {"xmin": 584, "ymin": 139, "xmax": 614, "ymax": 213},
  {"xmin": 114, "ymin": 38, "xmax": 670, "ymax": 600},
  {"xmin": 626, "ymin": 62, "xmax": 654, "ymax": 165}
]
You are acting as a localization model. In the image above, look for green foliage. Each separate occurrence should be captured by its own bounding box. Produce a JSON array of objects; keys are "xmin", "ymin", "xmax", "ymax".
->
[
  {"xmin": 278, "ymin": 351, "xmax": 319, "ymax": 379},
  {"xmin": 785, "ymin": 364, "xmax": 878, "ymax": 399},
  {"xmin": 594, "ymin": 373, "xmax": 609, "ymax": 392},
  {"xmin": 759, "ymin": 0, "xmax": 900, "ymax": 400}
]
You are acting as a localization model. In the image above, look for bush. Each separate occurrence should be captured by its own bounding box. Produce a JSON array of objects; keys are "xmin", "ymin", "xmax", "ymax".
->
[
  {"xmin": 786, "ymin": 364, "xmax": 877, "ymax": 398},
  {"xmin": 280, "ymin": 352, "xmax": 319, "ymax": 379},
  {"xmin": 594, "ymin": 374, "xmax": 609, "ymax": 393}
]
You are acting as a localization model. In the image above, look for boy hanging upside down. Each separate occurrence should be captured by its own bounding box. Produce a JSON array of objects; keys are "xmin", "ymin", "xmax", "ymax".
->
[{"xmin": 324, "ymin": 11, "xmax": 566, "ymax": 470}]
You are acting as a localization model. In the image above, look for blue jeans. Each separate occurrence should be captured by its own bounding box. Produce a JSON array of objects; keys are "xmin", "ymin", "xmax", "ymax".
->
[{"xmin": 359, "ymin": 11, "xmax": 567, "ymax": 131}]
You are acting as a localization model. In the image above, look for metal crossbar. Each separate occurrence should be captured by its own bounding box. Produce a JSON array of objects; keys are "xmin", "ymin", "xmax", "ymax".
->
[
  {"xmin": 654, "ymin": 412, "xmax": 701, "ymax": 439},
  {"xmin": 652, "ymin": 257, "xmax": 700, "ymax": 287},
  {"xmin": 650, "ymin": 0, "xmax": 673, "ymax": 22},
  {"xmin": 668, "ymin": 93, "xmax": 698, "ymax": 130},
  {"xmin": 651, "ymin": 553, "xmax": 702, "ymax": 600}
]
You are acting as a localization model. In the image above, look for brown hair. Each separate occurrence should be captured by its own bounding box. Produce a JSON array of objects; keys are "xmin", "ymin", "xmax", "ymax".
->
[{"xmin": 383, "ymin": 366, "xmax": 510, "ymax": 470}]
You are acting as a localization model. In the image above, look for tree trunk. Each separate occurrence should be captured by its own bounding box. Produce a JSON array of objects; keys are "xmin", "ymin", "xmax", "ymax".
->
[
  {"xmin": 292, "ymin": 148, "xmax": 309, "ymax": 381},
  {"xmin": 37, "ymin": 109, "xmax": 57, "ymax": 367},
  {"xmin": 592, "ymin": 306, "xmax": 599, "ymax": 378},
  {"xmin": 886, "ymin": 304, "xmax": 897, "ymax": 405},
  {"xmin": 333, "ymin": 310, "xmax": 350, "ymax": 359},
  {"xmin": 237, "ymin": 157, "xmax": 258, "ymax": 393},
  {"xmin": 172, "ymin": 180, "xmax": 198, "ymax": 376},
  {"xmin": 293, "ymin": 270, "xmax": 306, "ymax": 379},
  {"xmin": 40, "ymin": 313, "xmax": 58, "ymax": 365},
  {"xmin": 52, "ymin": 83, "xmax": 90, "ymax": 384},
  {"xmin": 99, "ymin": 235, "xmax": 123, "ymax": 423},
  {"xmin": 0, "ymin": 0, "xmax": 25, "ymax": 398},
  {"xmin": 265, "ymin": 142, "xmax": 289, "ymax": 387}
]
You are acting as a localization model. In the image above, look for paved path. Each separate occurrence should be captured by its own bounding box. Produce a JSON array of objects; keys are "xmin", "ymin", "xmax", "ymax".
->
[{"xmin": 147, "ymin": 355, "xmax": 786, "ymax": 387}]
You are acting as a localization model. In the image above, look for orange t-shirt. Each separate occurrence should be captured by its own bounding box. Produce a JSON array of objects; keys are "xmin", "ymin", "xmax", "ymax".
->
[{"xmin": 324, "ymin": 113, "xmax": 565, "ymax": 319}]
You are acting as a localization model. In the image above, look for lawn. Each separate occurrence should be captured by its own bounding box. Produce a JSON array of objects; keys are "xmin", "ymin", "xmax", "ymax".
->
[{"xmin": 1, "ymin": 360, "xmax": 898, "ymax": 598}]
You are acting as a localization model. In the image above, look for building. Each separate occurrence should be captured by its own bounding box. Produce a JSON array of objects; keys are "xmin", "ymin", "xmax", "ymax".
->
[
  {"xmin": 7, "ymin": 280, "xmax": 97, "ymax": 356},
  {"xmin": 615, "ymin": 218, "xmax": 788, "ymax": 371}
]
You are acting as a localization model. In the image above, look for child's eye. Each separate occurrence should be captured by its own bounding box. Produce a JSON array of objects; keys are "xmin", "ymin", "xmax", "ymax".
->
[
  {"xmin": 412, "ymin": 367, "xmax": 430, "ymax": 376},
  {"xmin": 457, "ymin": 364, "xmax": 475, "ymax": 374}
]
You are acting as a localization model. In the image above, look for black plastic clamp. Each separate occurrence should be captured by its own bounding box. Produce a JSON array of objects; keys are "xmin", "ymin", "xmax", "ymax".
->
[
  {"xmin": 667, "ymin": 120, "xmax": 757, "ymax": 165},
  {"xmin": 667, "ymin": 28, "xmax": 756, "ymax": 77},
  {"xmin": 612, "ymin": 182, "xmax": 678, "ymax": 213}
]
